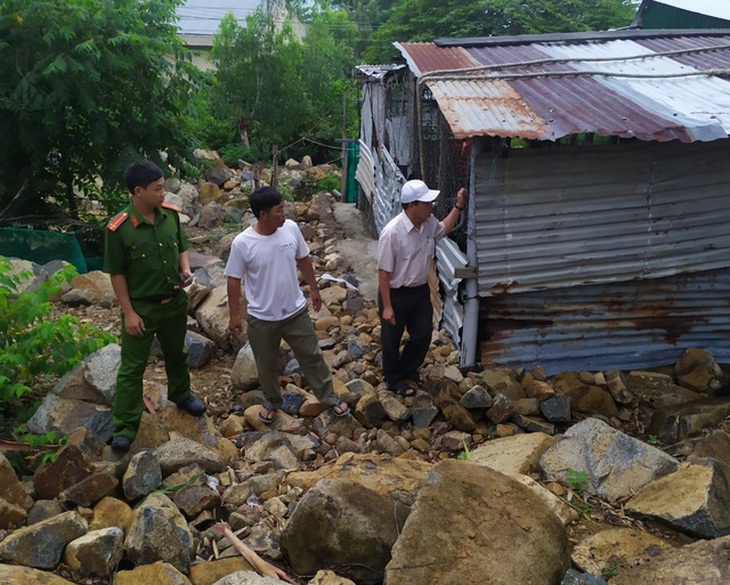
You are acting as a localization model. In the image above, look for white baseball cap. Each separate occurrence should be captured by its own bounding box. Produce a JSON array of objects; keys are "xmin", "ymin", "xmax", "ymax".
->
[{"xmin": 401, "ymin": 179, "xmax": 440, "ymax": 204}]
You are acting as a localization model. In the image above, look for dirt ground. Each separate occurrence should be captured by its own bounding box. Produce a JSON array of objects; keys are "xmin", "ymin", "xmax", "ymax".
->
[{"xmin": 331, "ymin": 201, "xmax": 379, "ymax": 301}]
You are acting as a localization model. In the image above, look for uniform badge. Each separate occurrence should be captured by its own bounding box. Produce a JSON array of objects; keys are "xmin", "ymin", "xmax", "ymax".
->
[{"xmin": 107, "ymin": 212, "xmax": 128, "ymax": 231}]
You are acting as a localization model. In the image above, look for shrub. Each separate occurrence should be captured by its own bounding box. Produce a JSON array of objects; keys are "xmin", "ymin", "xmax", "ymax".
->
[{"xmin": 0, "ymin": 257, "xmax": 115, "ymax": 430}]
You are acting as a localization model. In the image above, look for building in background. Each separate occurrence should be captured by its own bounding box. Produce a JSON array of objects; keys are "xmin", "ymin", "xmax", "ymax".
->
[
  {"xmin": 632, "ymin": 0, "xmax": 730, "ymax": 29},
  {"xmin": 177, "ymin": 0, "xmax": 304, "ymax": 70}
]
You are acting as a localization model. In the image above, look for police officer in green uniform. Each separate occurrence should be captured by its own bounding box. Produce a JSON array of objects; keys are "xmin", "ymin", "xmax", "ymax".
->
[{"xmin": 103, "ymin": 159, "xmax": 206, "ymax": 452}]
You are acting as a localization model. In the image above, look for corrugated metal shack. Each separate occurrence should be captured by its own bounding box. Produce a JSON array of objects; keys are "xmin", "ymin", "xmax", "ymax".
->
[{"xmin": 356, "ymin": 29, "xmax": 730, "ymax": 375}]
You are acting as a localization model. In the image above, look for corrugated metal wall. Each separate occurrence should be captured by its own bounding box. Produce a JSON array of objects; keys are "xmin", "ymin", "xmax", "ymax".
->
[
  {"xmin": 481, "ymin": 268, "xmax": 730, "ymax": 374},
  {"xmin": 475, "ymin": 138, "xmax": 730, "ymax": 373},
  {"xmin": 475, "ymin": 139, "xmax": 730, "ymax": 295}
]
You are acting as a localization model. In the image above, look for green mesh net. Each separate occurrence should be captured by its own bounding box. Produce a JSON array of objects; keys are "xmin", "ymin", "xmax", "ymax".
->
[{"xmin": 0, "ymin": 227, "xmax": 89, "ymax": 273}]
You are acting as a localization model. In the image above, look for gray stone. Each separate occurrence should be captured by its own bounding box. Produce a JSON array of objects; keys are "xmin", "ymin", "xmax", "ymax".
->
[
  {"xmin": 153, "ymin": 436, "xmax": 226, "ymax": 476},
  {"xmin": 64, "ymin": 527, "xmax": 124, "ymax": 577},
  {"xmin": 561, "ymin": 569, "xmax": 608, "ymax": 585},
  {"xmin": 231, "ymin": 342, "xmax": 260, "ymax": 392},
  {"xmin": 377, "ymin": 389, "xmax": 411, "ymax": 422},
  {"xmin": 123, "ymin": 450, "xmax": 163, "ymax": 501},
  {"xmin": 281, "ymin": 391, "xmax": 306, "ymax": 414},
  {"xmin": 540, "ymin": 394, "xmax": 572, "ymax": 424},
  {"xmin": 610, "ymin": 534, "xmax": 730, "ymax": 585},
  {"xmin": 0, "ymin": 510, "xmax": 87, "ymax": 569},
  {"xmin": 486, "ymin": 393, "xmax": 514, "ymax": 424},
  {"xmin": 27, "ymin": 395, "xmax": 113, "ymax": 441},
  {"xmin": 59, "ymin": 472, "xmax": 118, "ymax": 507},
  {"xmin": 512, "ymin": 414, "xmax": 555, "ymax": 435},
  {"xmin": 241, "ymin": 432, "xmax": 301, "ymax": 471},
  {"xmin": 460, "ymin": 384, "xmax": 493, "ymax": 409},
  {"xmin": 649, "ymin": 397, "xmax": 730, "ymax": 444},
  {"xmin": 627, "ymin": 460, "xmax": 730, "ymax": 538},
  {"xmin": 195, "ymin": 285, "xmax": 237, "ymax": 351},
  {"xmin": 281, "ymin": 478, "xmax": 409, "ymax": 583},
  {"xmin": 83, "ymin": 343, "xmax": 121, "ymax": 403},
  {"xmin": 5, "ymin": 258, "xmax": 46, "ymax": 295},
  {"xmin": 411, "ymin": 392, "xmax": 439, "ymax": 428},
  {"xmin": 211, "ymin": 571, "xmax": 288, "ymax": 585},
  {"xmin": 0, "ymin": 453, "xmax": 32, "ymax": 516},
  {"xmin": 173, "ymin": 484, "xmax": 221, "ymax": 518},
  {"xmin": 605, "ymin": 369, "xmax": 635, "ymax": 404},
  {"xmin": 540, "ymin": 417, "xmax": 679, "ymax": 500},
  {"xmin": 125, "ymin": 493, "xmax": 192, "ymax": 574},
  {"xmin": 0, "ymin": 565, "xmax": 78, "ymax": 585}
]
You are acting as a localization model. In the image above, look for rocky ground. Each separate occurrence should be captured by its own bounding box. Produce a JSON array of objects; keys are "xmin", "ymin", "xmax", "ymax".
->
[{"xmin": 5, "ymin": 162, "xmax": 730, "ymax": 585}]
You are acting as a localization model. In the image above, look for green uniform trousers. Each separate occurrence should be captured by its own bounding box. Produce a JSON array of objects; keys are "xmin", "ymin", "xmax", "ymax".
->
[
  {"xmin": 247, "ymin": 306, "xmax": 336, "ymax": 410},
  {"xmin": 113, "ymin": 291, "xmax": 190, "ymax": 438}
]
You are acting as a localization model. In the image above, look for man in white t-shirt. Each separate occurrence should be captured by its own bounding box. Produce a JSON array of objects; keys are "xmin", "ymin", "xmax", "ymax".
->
[
  {"xmin": 377, "ymin": 179, "xmax": 467, "ymax": 396},
  {"xmin": 225, "ymin": 187, "xmax": 350, "ymax": 423}
]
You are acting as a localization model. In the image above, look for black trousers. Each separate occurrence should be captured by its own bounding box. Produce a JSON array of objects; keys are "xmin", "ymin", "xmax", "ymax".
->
[{"xmin": 378, "ymin": 283, "xmax": 432, "ymax": 387}]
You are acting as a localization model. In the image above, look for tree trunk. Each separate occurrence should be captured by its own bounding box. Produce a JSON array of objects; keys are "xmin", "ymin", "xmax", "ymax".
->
[{"xmin": 238, "ymin": 117, "xmax": 251, "ymax": 149}]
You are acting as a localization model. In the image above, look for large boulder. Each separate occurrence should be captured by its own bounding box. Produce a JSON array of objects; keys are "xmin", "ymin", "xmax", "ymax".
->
[
  {"xmin": 626, "ymin": 460, "xmax": 730, "ymax": 538},
  {"xmin": 384, "ymin": 460, "xmax": 570, "ymax": 585},
  {"xmin": 540, "ymin": 417, "xmax": 678, "ymax": 500},
  {"xmin": 281, "ymin": 478, "xmax": 407, "ymax": 582},
  {"xmin": 610, "ymin": 534, "xmax": 730, "ymax": 585}
]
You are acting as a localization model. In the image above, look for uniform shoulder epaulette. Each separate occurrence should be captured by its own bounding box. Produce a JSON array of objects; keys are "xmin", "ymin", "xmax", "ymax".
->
[
  {"xmin": 161, "ymin": 201, "xmax": 182, "ymax": 213},
  {"xmin": 107, "ymin": 212, "xmax": 128, "ymax": 232}
]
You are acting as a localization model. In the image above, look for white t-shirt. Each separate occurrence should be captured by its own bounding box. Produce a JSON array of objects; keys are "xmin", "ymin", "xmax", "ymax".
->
[
  {"xmin": 224, "ymin": 219, "xmax": 310, "ymax": 321},
  {"xmin": 377, "ymin": 213, "xmax": 446, "ymax": 288}
]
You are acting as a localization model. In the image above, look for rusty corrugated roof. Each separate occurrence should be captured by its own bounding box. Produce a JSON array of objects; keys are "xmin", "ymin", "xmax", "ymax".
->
[{"xmin": 395, "ymin": 30, "xmax": 730, "ymax": 142}]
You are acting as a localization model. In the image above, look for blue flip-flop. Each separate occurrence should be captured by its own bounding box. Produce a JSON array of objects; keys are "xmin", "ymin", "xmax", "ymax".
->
[
  {"xmin": 258, "ymin": 403, "xmax": 275, "ymax": 424},
  {"xmin": 331, "ymin": 400, "xmax": 350, "ymax": 417}
]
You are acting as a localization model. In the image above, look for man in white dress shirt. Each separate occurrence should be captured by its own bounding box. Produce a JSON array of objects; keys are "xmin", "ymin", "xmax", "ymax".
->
[{"xmin": 377, "ymin": 179, "xmax": 467, "ymax": 396}]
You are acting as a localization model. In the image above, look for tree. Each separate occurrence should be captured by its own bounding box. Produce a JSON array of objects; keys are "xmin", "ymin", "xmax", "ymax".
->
[
  {"xmin": 206, "ymin": 0, "xmax": 357, "ymax": 163},
  {"xmin": 364, "ymin": 0, "xmax": 637, "ymax": 63},
  {"xmin": 0, "ymin": 0, "xmax": 205, "ymax": 222},
  {"xmin": 331, "ymin": 0, "xmax": 398, "ymax": 58}
]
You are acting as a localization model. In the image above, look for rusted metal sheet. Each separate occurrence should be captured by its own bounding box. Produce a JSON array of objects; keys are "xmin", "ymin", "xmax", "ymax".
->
[
  {"xmin": 474, "ymin": 139, "xmax": 730, "ymax": 297},
  {"xmin": 396, "ymin": 30, "xmax": 730, "ymax": 142},
  {"xmin": 480, "ymin": 268, "xmax": 730, "ymax": 375}
]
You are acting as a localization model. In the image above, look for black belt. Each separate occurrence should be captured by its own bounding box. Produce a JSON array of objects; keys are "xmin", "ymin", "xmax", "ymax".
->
[{"xmin": 136, "ymin": 290, "xmax": 180, "ymax": 304}]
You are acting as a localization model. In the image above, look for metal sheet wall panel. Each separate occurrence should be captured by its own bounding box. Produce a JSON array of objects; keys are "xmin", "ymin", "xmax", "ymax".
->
[
  {"xmin": 474, "ymin": 139, "xmax": 730, "ymax": 296},
  {"xmin": 436, "ymin": 238, "xmax": 468, "ymax": 346},
  {"xmin": 372, "ymin": 145, "xmax": 405, "ymax": 235},
  {"xmin": 481, "ymin": 268, "xmax": 730, "ymax": 375}
]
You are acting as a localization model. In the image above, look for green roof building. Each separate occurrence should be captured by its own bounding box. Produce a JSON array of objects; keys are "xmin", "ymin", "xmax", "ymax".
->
[{"xmin": 632, "ymin": 0, "xmax": 730, "ymax": 29}]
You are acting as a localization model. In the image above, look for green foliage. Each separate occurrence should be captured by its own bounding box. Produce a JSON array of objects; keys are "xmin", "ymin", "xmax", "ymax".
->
[
  {"xmin": 7, "ymin": 430, "xmax": 67, "ymax": 471},
  {"xmin": 364, "ymin": 0, "xmax": 637, "ymax": 63},
  {"xmin": 332, "ymin": 0, "xmax": 397, "ymax": 58},
  {"xmin": 566, "ymin": 467, "xmax": 590, "ymax": 493},
  {"xmin": 0, "ymin": 257, "xmax": 115, "ymax": 429},
  {"xmin": 156, "ymin": 469, "xmax": 206, "ymax": 495},
  {"xmin": 315, "ymin": 174, "xmax": 342, "ymax": 193},
  {"xmin": 457, "ymin": 439, "xmax": 472, "ymax": 461},
  {"xmin": 0, "ymin": 0, "xmax": 205, "ymax": 222},
  {"xmin": 205, "ymin": 1, "xmax": 357, "ymax": 165},
  {"xmin": 602, "ymin": 566, "xmax": 620, "ymax": 578}
]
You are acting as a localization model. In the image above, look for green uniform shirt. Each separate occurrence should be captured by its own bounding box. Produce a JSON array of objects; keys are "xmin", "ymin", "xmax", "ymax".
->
[{"xmin": 103, "ymin": 202, "xmax": 190, "ymax": 299}]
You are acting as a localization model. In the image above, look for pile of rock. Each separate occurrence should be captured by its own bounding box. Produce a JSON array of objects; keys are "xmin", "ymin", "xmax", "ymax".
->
[{"xmin": 4, "ymin": 188, "xmax": 730, "ymax": 584}]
